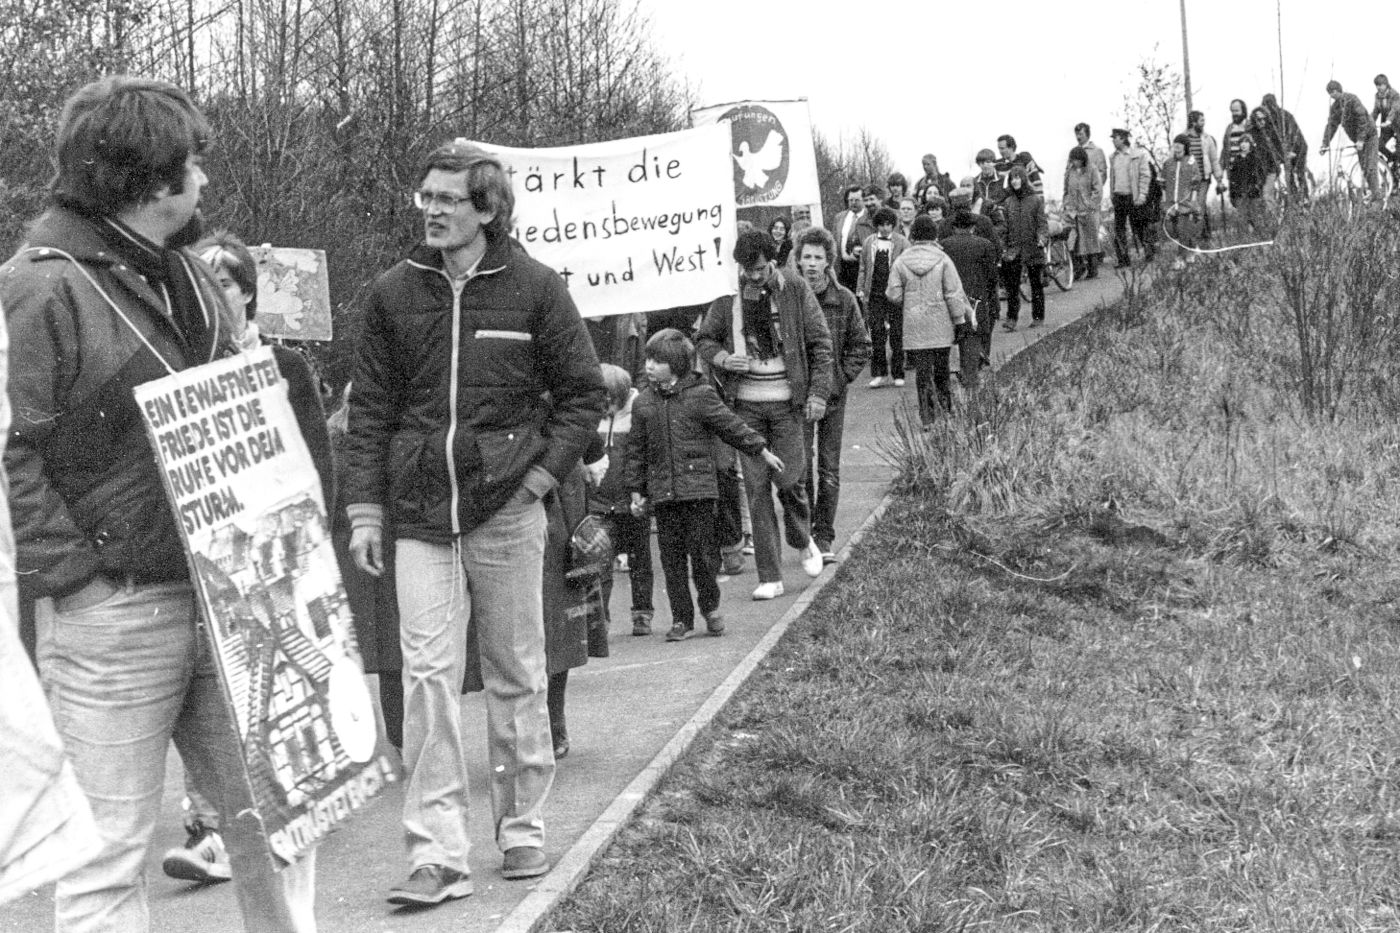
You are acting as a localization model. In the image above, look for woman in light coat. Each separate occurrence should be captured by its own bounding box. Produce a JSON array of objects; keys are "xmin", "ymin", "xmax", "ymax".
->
[
  {"xmin": 1063, "ymin": 146, "xmax": 1103, "ymax": 279},
  {"xmin": 885, "ymin": 214, "xmax": 972, "ymax": 426}
]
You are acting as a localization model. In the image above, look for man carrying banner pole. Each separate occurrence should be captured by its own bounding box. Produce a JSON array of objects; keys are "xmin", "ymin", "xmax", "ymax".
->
[
  {"xmin": 0, "ymin": 76, "xmax": 316, "ymax": 932},
  {"xmin": 344, "ymin": 140, "xmax": 605, "ymax": 907}
]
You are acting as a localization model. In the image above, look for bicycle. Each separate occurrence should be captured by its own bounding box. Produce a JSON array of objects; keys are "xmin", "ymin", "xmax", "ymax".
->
[
  {"xmin": 1317, "ymin": 143, "xmax": 1393, "ymax": 205},
  {"xmin": 1018, "ymin": 223, "xmax": 1074, "ymax": 301}
]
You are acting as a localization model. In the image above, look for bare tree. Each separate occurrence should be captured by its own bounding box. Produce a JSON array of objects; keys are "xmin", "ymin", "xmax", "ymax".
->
[{"xmin": 1120, "ymin": 50, "xmax": 1185, "ymax": 163}]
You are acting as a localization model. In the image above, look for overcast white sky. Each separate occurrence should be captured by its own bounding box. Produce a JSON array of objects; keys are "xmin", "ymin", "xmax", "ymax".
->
[{"xmin": 638, "ymin": 0, "xmax": 1391, "ymax": 194}]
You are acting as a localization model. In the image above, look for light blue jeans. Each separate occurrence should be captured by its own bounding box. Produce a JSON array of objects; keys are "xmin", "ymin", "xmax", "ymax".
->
[
  {"xmin": 35, "ymin": 582, "xmax": 315, "ymax": 933},
  {"xmin": 396, "ymin": 493, "xmax": 552, "ymax": 874}
]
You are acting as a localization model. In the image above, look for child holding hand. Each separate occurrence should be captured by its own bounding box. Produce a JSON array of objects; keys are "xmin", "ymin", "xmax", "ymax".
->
[{"xmin": 626, "ymin": 329, "xmax": 783, "ymax": 642}]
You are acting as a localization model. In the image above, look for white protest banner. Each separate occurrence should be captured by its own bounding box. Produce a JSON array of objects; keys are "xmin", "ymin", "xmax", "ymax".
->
[
  {"xmin": 472, "ymin": 125, "xmax": 736, "ymax": 318},
  {"xmin": 250, "ymin": 246, "xmax": 332, "ymax": 342},
  {"xmin": 134, "ymin": 347, "xmax": 397, "ymax": 868},
  {"xmin": 690, "ymin": 99, "xmax": 821, "ymax": 211}
]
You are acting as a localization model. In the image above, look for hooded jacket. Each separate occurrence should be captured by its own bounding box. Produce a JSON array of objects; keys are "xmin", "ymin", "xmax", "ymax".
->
[
  {"xmin": 342, "ymin": 230, "xmax": 606, "ymax": 544},
  {"xmin": 884, "ymin": 242, "xmax": 971, "ymax": 351},
  {"xmin": 0, "ymin": 206, "xmax": 234, "ymax": 599}
]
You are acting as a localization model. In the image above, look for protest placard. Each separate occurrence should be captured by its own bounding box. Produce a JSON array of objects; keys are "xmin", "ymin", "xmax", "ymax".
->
[
  {"xmin": 250, "ymin": 247, "xmax": 332, "ymax": 342},
  {"xmin": 473, "ymin": 124, "xmax": 736, "ymax": 318},
  {"xmin": 690, "ymin": 99, "xmax": 822, "ymax": 217},
  {"xmin": 134, "ymin": 347, "xmax": 395, "ymax": 868}
]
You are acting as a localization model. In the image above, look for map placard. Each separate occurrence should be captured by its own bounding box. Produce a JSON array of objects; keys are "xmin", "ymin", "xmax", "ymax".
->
[
  {"xmin": 134, "ymin": 347, "xmax": 396, "ymax": 868},
  {"xmin": 250, "ymin": 247, "xmax": 332, "ymax": 342}
]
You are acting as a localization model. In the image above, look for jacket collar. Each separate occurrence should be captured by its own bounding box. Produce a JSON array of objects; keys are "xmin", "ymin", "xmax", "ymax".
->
[
  {"xmin": 22, "ymin": 206, "xmax": 136, "ymax": 267},
  {"xmin": 405, "ymin": 229, "xmax": 513, "ymax": 277}
]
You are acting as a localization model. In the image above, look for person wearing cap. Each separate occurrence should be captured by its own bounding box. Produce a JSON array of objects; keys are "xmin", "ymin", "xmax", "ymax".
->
[
  {"xmin": 938, "ymin": 187, "xmax": 1001, "ymax": 252},
  {"xmin": 1321, "ymin": 79, "xmax": 1381, "ymax": 200},
  {"xmin": 1161, "ymin": 134, "xmax": 1203, "ymax": 265},
  {"xmin": 1109, "ymin": 128, "xmax": 1155, "ymax": 266},
  {"xmin": 343, "ymin": 140, "xmax": 605, "ymax": 906}
]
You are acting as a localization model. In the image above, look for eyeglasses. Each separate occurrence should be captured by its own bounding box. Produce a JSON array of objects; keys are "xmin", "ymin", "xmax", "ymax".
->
[{"xmin": 413, "ymin": 190, "xmax": 473, "ymax": 213}]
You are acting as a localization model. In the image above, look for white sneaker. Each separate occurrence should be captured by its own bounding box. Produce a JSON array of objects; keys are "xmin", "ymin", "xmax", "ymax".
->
[
  {"xmin": 867, "ymin": 376, "xmax": 887, "ymax": 388},
  {"xmin": 162, "ymin": 825, "xmax": 231, "ymax": 883},
  {"xmin": 752, "ymin": 581, "xmax": 785, "ymax": 600},
  {"xmin": 801, "ymin": 539, "xmax": 824, "ymax": 578},
  {"xmin": 893, "ymin": 378, "xmax": 906, "ymax": 388}
]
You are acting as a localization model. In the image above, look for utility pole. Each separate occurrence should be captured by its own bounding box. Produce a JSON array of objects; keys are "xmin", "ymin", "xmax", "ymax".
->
[
  {"xmin": 1180, "ymin": 0, "xmax": 1193, "ymax": 113},
  {"xmin": 1277, "ymin": 0, "xmax": 1286, "ymax": 104}
]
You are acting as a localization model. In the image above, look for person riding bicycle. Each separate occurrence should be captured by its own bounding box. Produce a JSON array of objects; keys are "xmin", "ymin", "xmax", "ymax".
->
[
  {"xmin": 1375, "ymin": 74, "xmax": 1400, "ymax": 175},
  {"xmin": 1320, "ymin": 79, "xmax": 1382, "ymax": 201}
]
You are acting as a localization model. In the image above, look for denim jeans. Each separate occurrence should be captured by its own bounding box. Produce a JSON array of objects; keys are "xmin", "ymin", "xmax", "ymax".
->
[
  {"xmin": 734, "ymin": 400, "xmax": 811, "ymax": 584},
  {"xmin": 35, "ymin": 582, "xmax": 316, "ymax": 933},
  {"xmin": 395, "ymin": 493, "xmax": 552, "ymax": 875},
  {"xmin": 802, "ymin": 391, "xmax": 847, "ymax": 548}
]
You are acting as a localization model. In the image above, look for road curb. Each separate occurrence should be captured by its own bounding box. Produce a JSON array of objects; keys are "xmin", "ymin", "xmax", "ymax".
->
[
  {"xmin": 496, "ymin": 494, "xmax": 896, "ymax": 933},
  {"xmin": 496, "ymin": 275, "xmax": 1120, "ymax": 933}
]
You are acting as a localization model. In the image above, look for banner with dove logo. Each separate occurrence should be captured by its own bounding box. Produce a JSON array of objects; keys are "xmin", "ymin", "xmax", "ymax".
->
[{"xmin": 691, "ymin": 99, "xmax": 821, "ymax": 211}]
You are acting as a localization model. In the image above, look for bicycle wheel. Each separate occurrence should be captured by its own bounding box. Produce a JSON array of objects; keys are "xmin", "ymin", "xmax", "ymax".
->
[
  {"xmin": 1350, "ymin": 159, "xmax": 1393, "ymax": 203},
  {"xmin": 1047, "ymin": 239, "xmax": 1074, "ymax": 291}
]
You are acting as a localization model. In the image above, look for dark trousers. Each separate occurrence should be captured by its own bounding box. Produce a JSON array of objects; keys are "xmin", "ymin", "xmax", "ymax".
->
[
  {"xmin": 600, "ymin": 511, "xmax": 654, "ymax": 615},
  {"xmin": 735, "ymin": 400, "xmax": 811, "ymax": 583},
  {"xmin": 906, "ymin": 347, "xmax": 952, "ymax": 425},
  {"xmin": 867, "ymin": 294, "xmax": 904, "ymax": 377},
  {"xmin": 654, "ymin": 499, "xmax": 720, "ymax": 627},
  {"xmin": 837, "ymin": 258, "xmax": 860, "ymax": 295},
  {"xmin": 957, "ymin": 327, "xmax": 986, "ymax": 390},
  {"xmin": 1112, "ymin": 193, "xmax": 1156, "ymax": 263},
  {"xmin": 713, "ymin": 443, "xmax": 744, "ymax": 553},
  {"xmin": 802, "ymin": 390, "xmax": 847, "ymax": 548},
  {"xmin": 1000, "ymin": 257, "xmax": 1045, "ymax": 322}
]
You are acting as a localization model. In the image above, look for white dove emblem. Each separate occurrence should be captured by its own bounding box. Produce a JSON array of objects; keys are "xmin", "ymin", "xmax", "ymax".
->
[{"xmin": 732, "ymin": 129, "xmax": 785, "ymax": 189}]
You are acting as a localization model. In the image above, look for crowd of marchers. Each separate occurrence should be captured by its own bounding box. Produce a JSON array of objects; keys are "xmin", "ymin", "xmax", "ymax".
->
[{"xmin": 1, "ymin": 71, "xmax": 1397, "ymax": 933}]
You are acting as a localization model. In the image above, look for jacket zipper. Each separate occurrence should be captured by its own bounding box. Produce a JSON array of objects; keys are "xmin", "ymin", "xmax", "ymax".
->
[
  {"xmin": 405, "ymin": 254, "xmax": 505, "ymax": 537},
  {"xmin": 446, "ymin": 276, "xmax": 466, "ymax": 536}
]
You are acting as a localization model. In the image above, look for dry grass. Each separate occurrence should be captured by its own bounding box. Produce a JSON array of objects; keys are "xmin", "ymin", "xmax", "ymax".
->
[{"xmin": 547, "ymin": 201, "xmax": 1400, "ymax": 932}]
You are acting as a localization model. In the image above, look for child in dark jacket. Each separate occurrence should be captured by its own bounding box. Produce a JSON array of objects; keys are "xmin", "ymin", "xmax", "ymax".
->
[
  {"xmin": 588, "ymin": 363, "xmax": 657, "ymax": 635},
  {"xmin": 626, "ymin": 329, "xmax": 783, "ymax": 642}
]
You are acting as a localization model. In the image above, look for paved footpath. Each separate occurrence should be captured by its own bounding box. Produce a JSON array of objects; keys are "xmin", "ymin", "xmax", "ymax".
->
[{"xmin": 2, "ymin": 274, "xmax": 1123, "ymax": 933}]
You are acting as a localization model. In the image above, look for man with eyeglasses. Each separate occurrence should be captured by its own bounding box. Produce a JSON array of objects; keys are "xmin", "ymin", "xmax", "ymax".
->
[{"xmin": 343, "ymin": 140, "xmax": 605, "ymax": 907}]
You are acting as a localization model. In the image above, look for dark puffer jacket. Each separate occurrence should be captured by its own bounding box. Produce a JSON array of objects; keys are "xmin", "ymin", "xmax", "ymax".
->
[
  {"xmin": 625, "ymin": 373, "xmax": 768, "ymax": 504},
  {"xmin": 1002, "ymin": 167, "xmax": 1049, "ymax": 265},
  {"xmin": 1, "ymin": 207, "xmax": 233, "ymax": 599},
  {"xmin": 342, "ymin": 231, "xmax": 605, "ymax": 543}
]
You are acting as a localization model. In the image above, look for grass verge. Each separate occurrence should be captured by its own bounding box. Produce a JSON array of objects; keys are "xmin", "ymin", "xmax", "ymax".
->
[{"xmin": 548, "ymin": 203, "xmax": 1400, "ymax": 932}]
